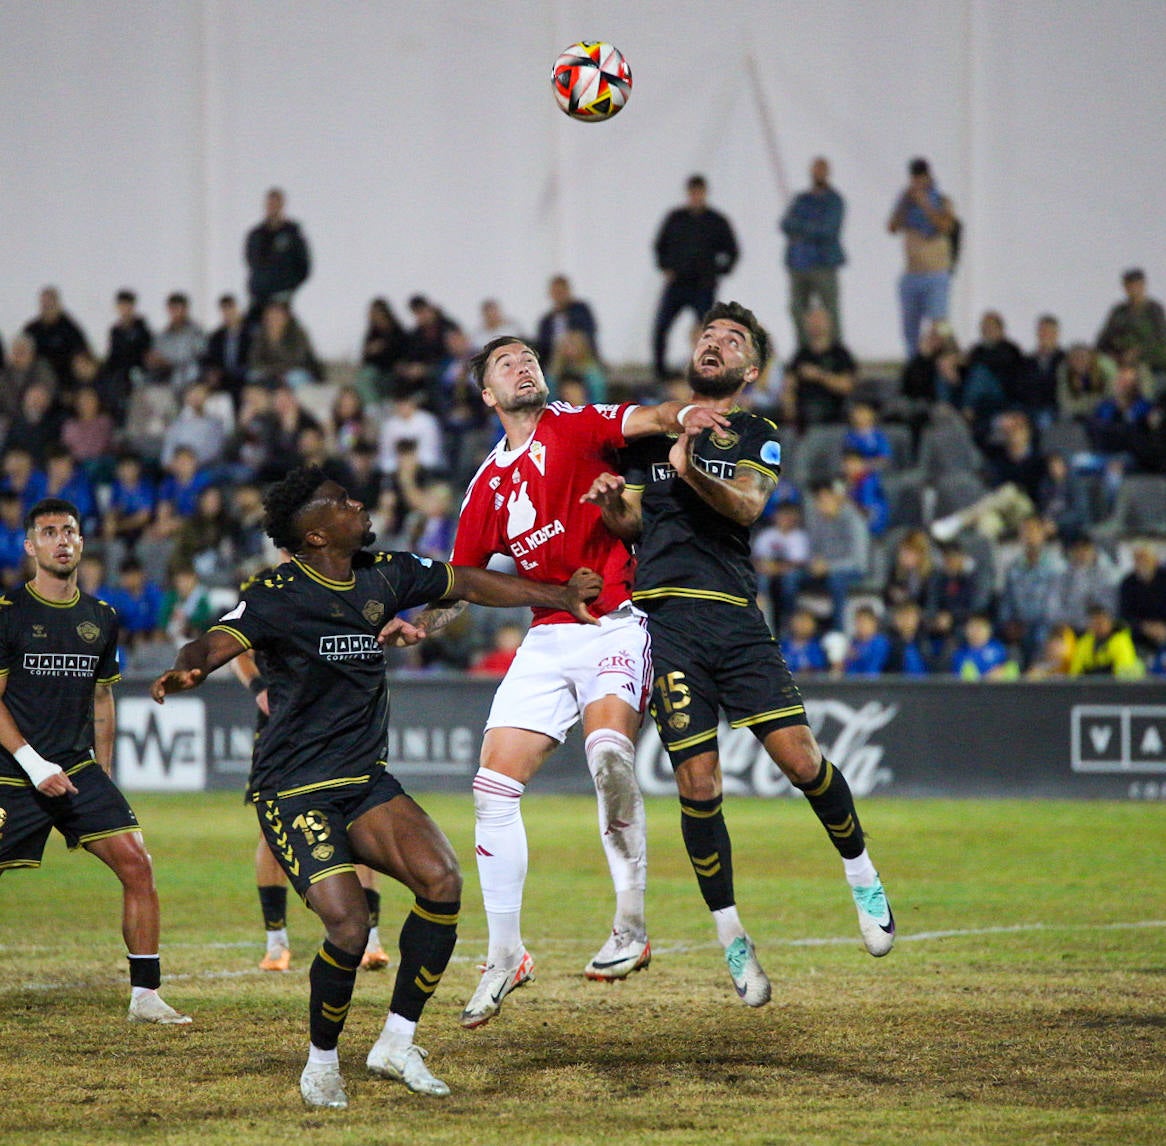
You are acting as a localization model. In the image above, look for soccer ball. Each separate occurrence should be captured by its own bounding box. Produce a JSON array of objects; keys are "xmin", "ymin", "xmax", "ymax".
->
[{"xmin": 551, "ymin": 42, "xmax": 632, "ymax": 122}]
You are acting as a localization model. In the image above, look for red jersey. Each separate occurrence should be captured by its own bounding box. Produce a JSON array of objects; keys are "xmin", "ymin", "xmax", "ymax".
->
[{"xmin": 452, "ymin": 401, "xmax": 637, "ymax": 626}]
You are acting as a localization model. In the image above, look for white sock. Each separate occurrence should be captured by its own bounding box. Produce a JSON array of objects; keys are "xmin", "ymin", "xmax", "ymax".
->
[
  {"xmin": 381, "ymin": 1011, "xmax": 416, "ymax": 1042},
  {"xmin": 308, "ymin": 1043, "xmax": 339, "ymax": 1066},
  {"xmin": 365, "ymin": 925, "xmax": 381, "ymax": 952},
  {"xmin": 842, "ymin": 849, "xmax": 878, "ymax": 887},
  {"xmin": 712, "ymin": 905, "xmax": 747, "ymax": 948},
  {"xmin": 584, "ymin": 730, "xmax": 647, "ymax": 938},
  {"xmin": 473, "ymin": 766, "xmax": 527, "ymax": 966},
  {"xmin": 266, "ymin": 927, "xmax": 289, "ymax": 953}
]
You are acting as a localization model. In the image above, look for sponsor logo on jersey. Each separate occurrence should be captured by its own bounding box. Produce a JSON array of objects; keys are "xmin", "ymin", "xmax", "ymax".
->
[
  {"xmin": 695, "ymin": 456, "xmax": 737, "ymax": 480},
  {"xmin": 32, "ymin": 624, "xmax": 46, "ymax": 639},
  {"xmin": 760, "ymin": 440, "xmax": 782, "ymax": 467},
  {"xmin": 505, "ymin": 481, "xmax": 538, "ymax": 539},
  {"xmin": 220, "ymin": 600, "xmax": 246, "ymax": 622},
  {"xmin": 510, "ymin": 518, "xmax": 565, "ymax": 557},
  {"xmin": 530, "ymin": 440, "xmax": 546, "ymax": 475},
  {"xmin": 319, "ymin": 633, "xmax": 383, "ymax": 661},
  {"xmin": 362, "ymin": 600, "xmax": 385, "ymax": 625},
  {"xmin": 23, "ymin": 653, "xmax": 99, "ymax": 677},
  {"xmin": 651, "ymin": 462, "xmax": 678, "ymax": 483},
  {"xmin": 76, "ymin": 620, "xmax": 101, "ymax": 643},
  {"xmin": 311, "ymin": 843, "xmax": 335, "ymax": 861},
  {"xmin": 116, "ymin": 696, "xmax": 207, "ymax": 792},
  {"xmin": 595, "ymin": 404, "xmax": 621, "ymax": 420}
]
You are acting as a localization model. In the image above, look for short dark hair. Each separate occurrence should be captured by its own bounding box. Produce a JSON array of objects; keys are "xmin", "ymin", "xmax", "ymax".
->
[
  {"xmin": 700, "ymin": 301, "xmax": 772, "ymax": 373},
  {"xmin": 218, "ymin": 293, "xmax": 237, "ymax": 308},
  {"xmin": 25, "ymin": 498, "xmax": 80, "ymax": 533},
  {"xmin": 116, "ymin": 289, "xmax": 136, "ymax": 304},
  {"xmin": 167, "ymin": 292, "xmax": 189, "ymax": 308},
  {"xmin": 908, "ymin": 157, "xmax": 930, "ymax": 176},
  {"xmin": 468, "ymin": 336, "xmax": 541, "ymax": 391},
  {"xmin": 687, "ymin": 174, "xmax": 707, "ymax": 190},
  {"xmin": 262, "ymin": 464, "xmax": 329, "ymax": 552},
  {"xmin": 1122, "ymin": 267, "xmax": 1146, "ymax": 284}
]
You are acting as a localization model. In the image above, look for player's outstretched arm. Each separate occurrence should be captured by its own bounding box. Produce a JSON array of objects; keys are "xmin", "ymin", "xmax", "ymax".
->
[
  {"xmin": 151, "ymin": 630, "xmax": 247, "ymax": 703},
  {"xmin": 669, "ymin": 427, "xmax": 776, "ymax": 526},
  {"xmin": 581, "ymin": 472, "xmax": 643, "ymax": 542},
  {"xmin": 449, "ymin": 565, "xmax": 603, "ymax": 625},
  {"xmin": 623, "ymin": 401, "xmax": 729, "ymax": 439}
]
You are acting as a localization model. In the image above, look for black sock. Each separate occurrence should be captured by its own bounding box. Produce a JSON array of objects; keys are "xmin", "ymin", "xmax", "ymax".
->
[
  {"xmin": 680, "ymin": 795, "xmax": 736, "ymax": 912},
  {"xmin": 127, "ymin": 954, "xmax": 161, "ymax": 990},
  {"xmin": 389, "ymin": 897, "xmax": 459, "ymax": 1023},
  {"xmin": 258, "ymin": 885, "xmax": 288, "ymax": 931},
  {"xmin": 794, "ymin": 758, "xmax": 866, "ymax": 859},
  {"xmin": 308, "ymin": 938, "xmax": 361, "ymax": 1050},
  {"xmin": 363, "ymin": 887, "xmax": 381, "ymax": 929}
]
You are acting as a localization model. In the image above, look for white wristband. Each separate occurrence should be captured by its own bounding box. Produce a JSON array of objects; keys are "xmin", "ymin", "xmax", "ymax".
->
[
  {"xmin": 677, "ymin": 404, "xmax": 696, "ymax": 426},
  {"xmin": 14, "ymin": 744, "xmax": 64, "ymax": 788}
]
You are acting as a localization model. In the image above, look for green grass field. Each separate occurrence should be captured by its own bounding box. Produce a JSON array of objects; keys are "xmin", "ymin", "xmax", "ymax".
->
[{"xmin": 1, "ymin": 793, "xmax": 1163, "ymax": 1146}]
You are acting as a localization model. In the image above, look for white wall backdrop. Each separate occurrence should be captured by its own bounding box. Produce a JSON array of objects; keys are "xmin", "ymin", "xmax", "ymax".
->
[{"xmin": 2, "ymin": 0, "xmax": 1164, "ymax": 368}]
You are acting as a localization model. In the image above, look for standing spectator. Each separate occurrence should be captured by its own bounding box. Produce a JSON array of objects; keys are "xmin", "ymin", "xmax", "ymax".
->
[
  {"xmin": 997, "ymin": 514, "xmax": 1063, "ymax": 667},
  {"xmin": 145, "ymin": 293, "xmax": 206, "ymax": 389},
  {"xmin": 780, "ymin": 157, "xmax": 846, "ymax": 346},
  {"xmin": 535, "ymin": 275, "xmax": 598, "ymax": 365},
  {"xmin": 357, "ymin": 297, "xmax": 407, "ymax": 403},
  {"xmin": 102, "ymin": 289, "xmax": 152, "ymax": 420},
  {"xmin": 0, "ymin": 334, "xmax": 57, "ymax": 430},
  {"xmin": 23, "ymin": 286, "xmax": 90, "ymax": 390},
  {"xmin": 1068, "ymin": 602, "xmax": 1146, "ymax": 679},
  {"xmin": 1118, "ymin": 544, "xmax": 1166, "ymax": 657},
  {"xmin": 781, "ymin": 305, "xmax": 857, "ymax": 428},
  {"xmin": 651, "ymin": 175, "xmax": 739, "ymax": 378},
  {"xmin": 244, "ymin": 187, "xmax": 311, "ymax": 321},
  {"xmin": 1096, "ymin": 268, "xmax": 1166, "ymax": 377},
  {"xmin": 247, "ymin": 301, "xmax": 320, "ymax": 390},
  {"xmin": 160, "ymin": 381, "xmax": 227, "ymax": 468},
  {"xmin": 951, "ymin": 614, "xmax": 1018, "ymax": 679},
  {"xmin": 887, "ymin": 158, "xmax": 957, "ymax": 357},
  {"xmin": 1019, "ymin": 314, "xmax": 1064, "ymax": 431},
  {"xmin": 202, "ymin": 294, "xmax": 252, "ymax": 408}
]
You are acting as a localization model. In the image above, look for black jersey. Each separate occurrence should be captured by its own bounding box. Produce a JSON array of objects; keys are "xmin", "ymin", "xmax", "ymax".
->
[
  {"xmin": 622, "ymin": 409, "xmax": 782, "ymax": 607},
  {"xmin": 0, "ymin": 583, "xmax": 121, "ymax": 779},
  {"xmin": 210, "ymin": 550, "xmax": 455, "ymax": 797}
]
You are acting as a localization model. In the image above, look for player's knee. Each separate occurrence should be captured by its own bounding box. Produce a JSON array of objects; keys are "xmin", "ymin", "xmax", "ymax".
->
[
  {"xmin": 584, "ymin": 730, "xmax": 636, "ymax": 785},
  {"xmin": 322, "ymin": 909, "xmax": 370, "ymax": 955},
  {"xmin": 418, "ymin": 852, "xmax": 462, "ymax": 903},
  {"xmin": 674, "ymin": 755, "xmax": 721, "ymax": 802},
  {"xmin": 767, "ymin": 726, "xmax": 821, "ymax": 784},
  {"xmin": 114, "ymin": 840, "xmax": 156, "ymax": 892}
]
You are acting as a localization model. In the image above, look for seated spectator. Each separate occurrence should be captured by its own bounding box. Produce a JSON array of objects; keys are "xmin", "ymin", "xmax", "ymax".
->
[
  {"xmin": 1045, "ymin": 532, "xmax": 1119, "ymax": 634},
  {"xmin": 752, "ymin": 499, "xmax": 810, "ymax": 627},
  {"xmin": 145, "ymin": 292, "xmax": 206, "ymax": 388},
  {"xmin": 1096, "ymin": 267, "xmax": 1166, "ymax": 377},
  {"xmin": 0, "ymin": 446, "xmax": 47, "ymax": 513},
  {"xmin": 3, "ymin": 379, "xmax": 64, "ymax": 465},
  {"xmin": 103, "ymin": 452, "xmax": 157, "ymax": 548},
  {"xmin": 160, "ymin": 380, "xmax": 227, "ymax": 468},
  {"xmin": 790, "ymin": 479, "xmax": 869, "ymax": 631},
  {"xmin": 779, "ymin": 607, "xmax": 828, "ymax": 673},
  {"xmin": 951, "ymin": 613, "xmax": 1018, "ymax": 679},
  {"xmin": 883, "ymin": 528, "xmax": 934, "ymax": 611},
  {"xmin": 224, "ymin": 382, "xmax": 280, "ymax": 480},
  {"xmin": 896, "ymin": 320, "xmax": 962, "ymax": 434},
  {"xmin": 843, "ymin": 604, "xmax": 891, "ymax": 674},
  {"xmin": 547, "ymin": 329, "xmax": 607, "ymax": 403},
  {"xmin": 0, "ymin": 333, "xmax": 57, "ymax": 430},
  {"xmin": 885, "ymin": 601, "xmax": 930, "ymax": 675},
  {"xmin": 1068, "ymin": 601, "xmax": 1146, "ymax": 679},
  {"xmin": 1086, "ymin": 354, "xmax": 1152, "ymax": 488},
  {"xmin": 781, "ymin": 305, "xmax": 856, "ymax": 427},
  {"xmin": 357, "ymin": 296, "xmax": 407, "ymax": 403},
  {"xmin": 168, "ymin": 484, "xmax": 240, "ymax": 586},
  {"xmin": 61, "ymin": 386, "xmax": 116, "ymax": 479},
  {"xmin": 841, "ymin": 448, "xmax": 888, "ymax": 537},
  {"xmin": 153, "ymin": 445, "xmax": 213, "ymax": 538},
  {"xmin": 345, "ymin": 441, "xmax": 384, "ymax": 512},
  {"xmin": 247, "ymin": 300, "xmax": 321, "ymax": 389},
  {"xmin": 1056, "ymin": 342, "xmax": 1109, "ymax": 422},
  {"xmin": 23, "ymin": 286, "xmax": 89, "ymax": 391},
  {"xmin": 122, "ymin": 369, "xmax": 179, "ymax": 463},
  {"xmin": 102, "ymin": 556, "xmax": 166, "ymax": 650},
  {"xmin": 1118, "ymin": 544, "xmax": 1166, "ymax": 657},
  {"xmin": 470, "ymin": 298, "xmax": 523, "ymax": 351},
  {"xmin": 161, "ymin": 564, "xmax": 215, "ymax": 643},
  {"xmin": 1129, "ymin": 390, "xmax": 1166, "ymax": 474},
  {"xmin": 925, "ymin": 539, "xmax": 984, "ymax": 636},
  {"xmin": 554, "ymin": 373, "xmax": 588, "ymax": 408},
  {"xmin": 397, "ymin": 295, "xmax": 460, "ymax": 400},
  {"xmin": 377, "ymin": 392, "xmax": 443, "ymax": 475},
  {"xmin": 402, "ymin": 481, "xmax": 456, "ymax": 562},
  {"xmin": 295, "ymin": 424, "xmax": 353, "ymax": 487},
  {"xmin": 468, "ymin": 622, "xmax": 526, "ymax": 677},
  {"xmin": 102, "ymin": 288, "xmax": 152, "ymax": 419},
  {"xmin": 842, "ymin": 398, "xmax": 892, "ymax": 468},
  {"xmin": 256, "ymin": 384, "xmax": 323, "ymax": 482},
  {"xmin": 230, "ymin": 482, "xmax": 270, "ymax": 569},
  {"xmin": 997, "ymin": 514, "xmax": 1063, "ymax": 667},
  {"xmin": 959, "ymin": 311, "xmax": 1024, "ymax": 442},
  {"xmin": 1037, "ymin": 451, "xmax": 1093, "ymax": 540},
  {"xmin": 1023, "ymin": 627, "xmax": 1076, "ymax": 679},
  {"xmin": 1017, "ymin": 314, "xmax": 1064, "ymax": 431},
  {"xmin": 201, "ymin": 293, "xmax": 252, "ymax": 408},
  {"xmin": 330, "ymin": 384, "xmax": 371, "ymax": 455},
  {"xmin": 42, "ymin": 447, "xmax": 98, "ymax": 535},
  {"xmin": 535, "ymin": 275, "xmax": 598, "ymax": 364},
  {"xmin": 0, "ymin": 492, "xmax": 28, "ymax": 587}
]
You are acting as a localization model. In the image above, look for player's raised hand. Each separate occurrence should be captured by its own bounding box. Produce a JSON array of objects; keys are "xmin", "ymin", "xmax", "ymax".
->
[
  {"xmin": 150, "ymin": 668, "xmax": 204, "ymax": 703},
  {"xmin": 580, "ymin": 472, "xmax": 626, "ymax": 508},
  {"xmin": 377, "ymin": 617, "xmax": 427, "ymax": 648},
  {"xmin": 564, "ymin": 567, "xmax": 603, "ymax": 625}
]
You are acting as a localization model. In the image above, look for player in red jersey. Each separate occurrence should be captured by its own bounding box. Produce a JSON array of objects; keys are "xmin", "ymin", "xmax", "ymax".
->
[{"xmin": 412, "ymin": 336, "xmax": 726, "ymax": 1029}]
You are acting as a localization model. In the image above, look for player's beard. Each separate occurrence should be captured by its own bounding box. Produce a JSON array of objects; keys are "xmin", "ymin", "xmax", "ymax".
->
[
  {"xmin": 362, "ymin": 526, "xmax": 376, "ymax": 547},
  {"xmin": 687, "ymin": 360, "xmax": 750, "ymax": 400},
  {"xmin": 497, "ymin": 389, "xmax": 548, "ymax": 414}
]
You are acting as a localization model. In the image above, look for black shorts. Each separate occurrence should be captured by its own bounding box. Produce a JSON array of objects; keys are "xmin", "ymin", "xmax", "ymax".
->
[
  {"xmin": 0, "ymin": 762, "xmax": 141, "ymax": 872},
  {"xmin": 253, "ymin": 767, "xmax": 406, "ymax": 898},
  {"xmin": 644, "ymin": 597, "xmax": 808, "ymax": 768}
]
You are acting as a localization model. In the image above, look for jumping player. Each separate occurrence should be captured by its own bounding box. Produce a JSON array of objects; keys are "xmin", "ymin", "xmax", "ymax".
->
[
  {"xmin": 584, "ymin": 302, "xmax": 894, "ymax": 1007},
  {"xmin": 152, "ymin": 465, "xmax": 602, "ymax": 1109},
  {"xmin": 0, "ymin": 498, "xmax": 190, "ymax": 1024},
  {"xmin": 412, "ymin": 336, "xmax": 727, "ymax": 1029}
]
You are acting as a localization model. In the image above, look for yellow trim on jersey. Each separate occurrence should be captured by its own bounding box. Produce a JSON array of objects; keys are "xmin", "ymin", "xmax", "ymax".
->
[
  {"xmin": 292, "ymin": 557, "xmax": 355, "ymax": 590},
  {"xmin": 0, "ymin": 859, "xmax": 41, "ymax": 871},
  {"xmin": 0, "ymin": 758, "xmax": 96, "ymax": 788},
  {"xmin": 66, "ymin": 759, "xmax": 97, "ymax": 775},
  {"xmin": 729, "ymin": 705, "xmax": 806, "ymax": 729},
  {"xmin": 277, "ymin": 775, "xmax": 372, "ymax": 799},
  {"xmin": 624, "ymin": 483, "xmax": 646, "ymax": 492},
  {"xmin": 633, "ymin": 587, "xmax": 750, "ymax": 607},
  {"xmin": 97, "ymin": 674, "xmax": 121, "ymax": 685},
  {"xmin": 208, "ymin": 624, "xmax": 252, "ymax": 650},
  {"xmin": 666, "ymin": 727, "xmax": 719, "ymax": 752},
  {"xmin": 308, "ymin": 863, "xmax": 358, "ymax": 886},
  {"xmin": 24, "ymin": 584, "xmax": 81, "ymax": 609},
  {"xmin": 0, "ymin": 669, "xmax": 8, "ymax": 678},
  {"xmin": 411, "ymin": 903, "xmax": 459, "ymax": 926},
  {"xmin": 737, "ymin": 459, "xmax": 780, "ymax": 483},
  {"xmin": 436, "ymin": 562, "xmax": 456, "ymax": 600},
  {"xmin": 74, "ymin": 825, "xmax": 140, "ymax": 849}
]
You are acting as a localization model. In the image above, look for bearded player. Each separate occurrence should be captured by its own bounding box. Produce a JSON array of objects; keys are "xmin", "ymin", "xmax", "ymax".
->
[
  {"xmin": 584, "ymin": 302, "xmax": 894, "ymax": 1007},
  {"xmin": 412, "ymin": 336, "xmax": 727, "ymax": 1029}
]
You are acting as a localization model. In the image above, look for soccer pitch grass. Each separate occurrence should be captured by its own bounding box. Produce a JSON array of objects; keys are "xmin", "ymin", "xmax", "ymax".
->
[{"xmin": 1, "ymin": 793, "xmax": 1163, "ymax": 1146}]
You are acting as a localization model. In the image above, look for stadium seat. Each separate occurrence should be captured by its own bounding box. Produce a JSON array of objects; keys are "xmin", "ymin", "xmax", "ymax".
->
[
  {"xmin": 789, "ymin": 424, "xmax": 847, "ymax": 488},
  {"xmin": 1040, "ymin": 417, "xmax": 1091, "ymax": 460},
  {"xmin": 917, "ymin": 411, "xmax": 984, "ymax": 482},
  {"xmin": 1095, "ymin": 474, "xmax": 1166, "ymax": 538},
  {"xmin": 933, "ymin": 471, "xmax": 989, "ymax": 518}
]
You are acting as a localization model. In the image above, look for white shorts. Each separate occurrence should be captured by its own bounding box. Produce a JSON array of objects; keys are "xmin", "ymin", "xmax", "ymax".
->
[{"xmin": 484, "ymin": 605, "xmax": 652, "ymax": 743}]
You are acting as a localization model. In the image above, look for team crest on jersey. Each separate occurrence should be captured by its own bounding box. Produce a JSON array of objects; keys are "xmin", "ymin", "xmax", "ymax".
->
[
  {"xmin": 329, "ymin": 601, "xmax": 344, "ymax": 618},
  {"xmin": 0, "ymin": 807, "xmax": 7, "ymax": 831},
  {"xmin": 710, "ymin": 429, "xmax": 740, "ymax": 450},
  {"xmin": 488, "ymin": 475, "xmax": 501, "ymax": 490},
  {"xmin": 311, "ymin": 843, "xmax": 334, "ymax": 862},
  {"xmin": 668, "ymin": 712, "xmax": 691, "ymax": 732},
  {"xmin": 530, "ymin": 440, "xmax": 546, "ymax": 475},
  {"xmin": 76, "ymin": 620, "xmax": 101, "ymax": 643},
  {"xmin": 362, "ymin": 600, "xmax": 384, "ymax": 625},
  {"xmin": 32, "ymin": 624, "xmax": 46, "ymax": 639}
]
